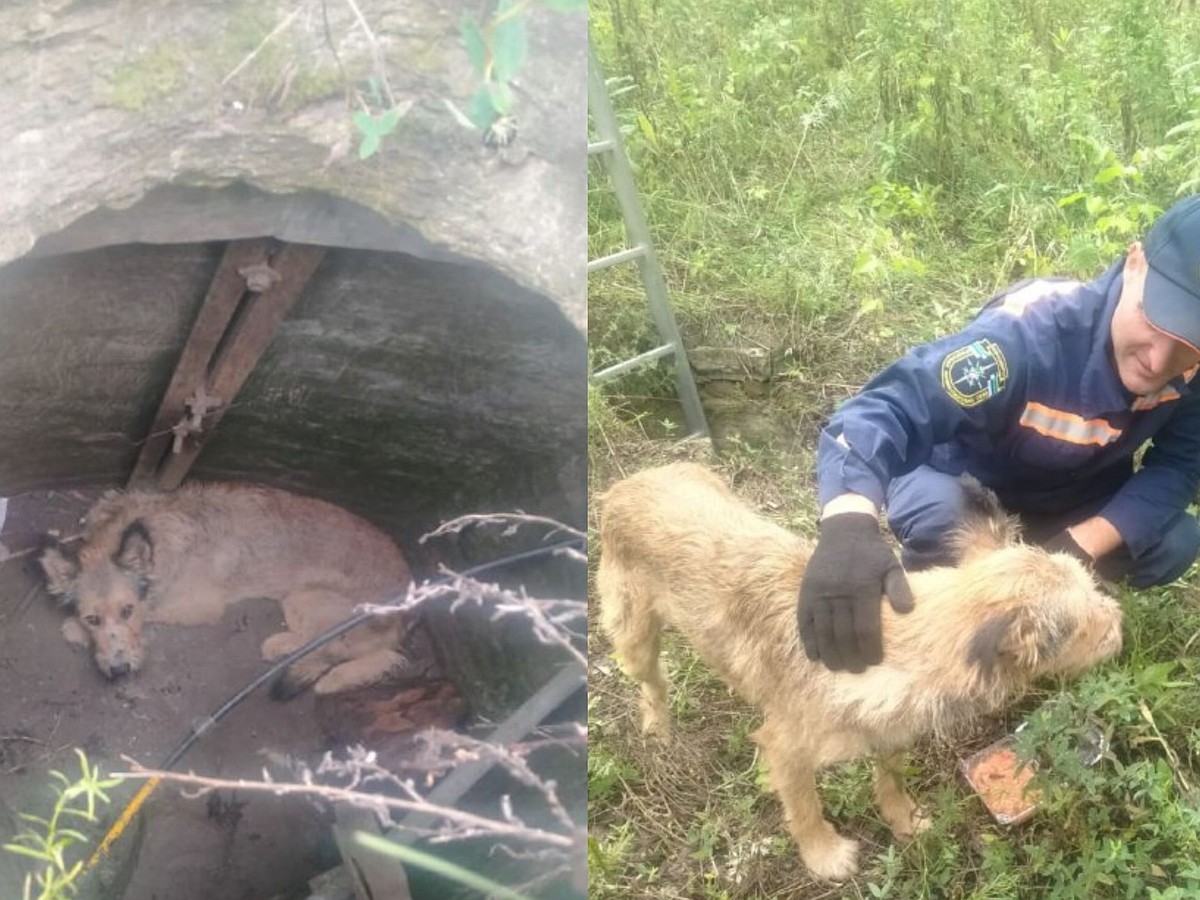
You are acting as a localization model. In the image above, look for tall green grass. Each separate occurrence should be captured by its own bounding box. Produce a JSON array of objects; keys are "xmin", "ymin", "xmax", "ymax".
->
[{"xmin": 589, "ymin": 0, "xmax": 1200, "ymax": 400}]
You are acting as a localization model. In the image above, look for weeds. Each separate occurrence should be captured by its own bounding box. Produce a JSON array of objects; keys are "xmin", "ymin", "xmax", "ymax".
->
[{"xmin": 3, "ymin": 750, "xmax": 122, "ymax": 900}]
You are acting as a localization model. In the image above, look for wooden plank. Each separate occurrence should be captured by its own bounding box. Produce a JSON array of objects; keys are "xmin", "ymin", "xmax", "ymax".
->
[
  {"xmin": 127, "ymin": 239, "xmax": 272, "ymax": 487},
  {"xmin": 153, "ymin": 242, "xmax": 326, "ymax": 490}
]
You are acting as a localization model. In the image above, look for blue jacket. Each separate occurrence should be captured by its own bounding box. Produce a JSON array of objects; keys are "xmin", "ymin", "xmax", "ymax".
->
[{"xmin": 816, "ymin": 260, "xmax": 1200, "ymax": 556}]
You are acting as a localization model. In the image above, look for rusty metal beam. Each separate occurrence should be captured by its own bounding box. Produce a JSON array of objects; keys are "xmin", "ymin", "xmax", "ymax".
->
[
  {"xmin": 128, "ymin": 240, "xmax": 326, "ymax": 490},
  {"xmin": 128, "ymin": 239, "xmax": 270, "ymax": 487}
]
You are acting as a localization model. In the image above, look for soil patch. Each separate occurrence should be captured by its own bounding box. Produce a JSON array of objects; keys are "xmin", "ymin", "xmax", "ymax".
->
[{"xmin": 0, "ymin": 487, "xmax": 451, "ymax": 900}]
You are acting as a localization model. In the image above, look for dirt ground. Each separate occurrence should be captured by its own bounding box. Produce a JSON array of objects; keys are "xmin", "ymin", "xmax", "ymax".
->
[{"xmin": 0, "ymin": 487, "xmax": 454, "ymax": 900}]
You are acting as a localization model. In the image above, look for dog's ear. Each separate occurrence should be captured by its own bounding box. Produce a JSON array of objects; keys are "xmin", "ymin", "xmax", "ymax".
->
[
  {"xmin": 85, "ymin": 489, "xmax": 128, "ymax": 532},
  {"xmin": 967, "ymin": 605, "xmax": 1067, "ymax": 677},
  {"xmin": 38, "ymin": 541, "xmax": 80, "ymax": 605},
  {"xmin": 114, "ymin": 521, "xmax": 154, "ymax": 576}
]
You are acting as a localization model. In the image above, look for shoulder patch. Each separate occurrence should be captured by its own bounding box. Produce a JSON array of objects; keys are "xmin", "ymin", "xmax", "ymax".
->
[{"xmin": 940, "ymin": 339, "xmax": 1009, "ymax": 407}]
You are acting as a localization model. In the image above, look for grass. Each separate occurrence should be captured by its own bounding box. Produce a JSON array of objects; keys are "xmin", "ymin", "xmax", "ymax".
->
[
  {"xmin": 589, "ymin": 438, "xmax": 1200, "ymax": 898},
  {"xmin": 588, "ymin": 0, "xmax": 1200, "ymax": 895}
]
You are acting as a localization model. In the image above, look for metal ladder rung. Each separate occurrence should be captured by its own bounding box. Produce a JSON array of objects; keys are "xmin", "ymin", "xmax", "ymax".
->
[
  {"xmin": 587, "ymin": 32, "xmax": 710, "ymax": 439},
  {"xmin": 587, "ymin": 245, "xmax": 646, "ymax": 273},
  {"xmin": 591, "ymin": 343, "xmax": 675, "ymax": 383}
]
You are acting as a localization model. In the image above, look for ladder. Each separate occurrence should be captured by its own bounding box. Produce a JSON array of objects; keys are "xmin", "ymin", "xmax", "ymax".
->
[{"xmin": 587, "ymin": 35, "xmax": 710, "ymax": 439}]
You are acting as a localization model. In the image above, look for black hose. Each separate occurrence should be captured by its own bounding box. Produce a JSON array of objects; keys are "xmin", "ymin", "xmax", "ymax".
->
[{"xmin": 160, "ymin": 535, "xmax": 586, "ymax": 770}]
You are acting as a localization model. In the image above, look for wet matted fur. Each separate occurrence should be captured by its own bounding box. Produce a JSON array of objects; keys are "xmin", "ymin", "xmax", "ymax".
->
[
  {"xmin": 597, "ymin": 462, "xmax": 1123, "ymax": 881},
  {"xmin": 38, "ymin": 482, "xmax": 412, "ymax": 697}
]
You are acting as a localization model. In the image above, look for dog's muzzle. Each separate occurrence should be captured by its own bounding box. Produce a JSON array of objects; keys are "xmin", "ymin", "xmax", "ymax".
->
[{"xmin": 105, "ymin": 661, "xmax": 133, "ymax": 679}]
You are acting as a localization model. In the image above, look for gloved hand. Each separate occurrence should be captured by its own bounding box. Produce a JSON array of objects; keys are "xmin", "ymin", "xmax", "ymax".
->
[
  {"xmin": 797, "ymin": 513, "xmax": 915, "ymax": 673},
  {"xmin": 1042, "ymin": 529, "xmax": 1094, "ymax": 565}
]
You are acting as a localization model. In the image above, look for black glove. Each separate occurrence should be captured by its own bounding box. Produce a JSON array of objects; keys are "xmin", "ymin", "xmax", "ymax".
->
[
  {"xmin": 797, "ymin": 513, "xmax": 915, "ymax": 673},
  {"xmin": 1042, "ymin": 529, "xmax": 1094, "ymax": 565}
]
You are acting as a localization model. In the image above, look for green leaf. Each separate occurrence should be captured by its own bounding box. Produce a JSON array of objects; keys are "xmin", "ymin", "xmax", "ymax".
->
[
  {"xmin": 487, "ymin": 79, "xmax": 513, "ymax": 114},
  {"xmin": 377, "ymin": 108, "xmax": 401, "ymax": 135},
  {"xmin": 1135, "ymin": 660, "xmax": 1179, "ymax": 690},
  {"xmin": 466, "ymin": 85, "xmax": 498, "ymax": 129},
  {"xmin": 352, "ymin": 110, "xmax": 377, "ymax": 136},
  {"xmin": 1096, "ymin": 214, "xmax": 1132, "ymax": 235},
  {"xmin": 491, "ymin": 2, "xmax": 528, "ymax": 83},
  {"xmin": 1093, "ymin": 164, "xmax": 1126, "ymax": 184},
  {"xmin": 355, "ymin": 832, "xmax": 534, "ymax": 900},
  {"xmin": 636, "ymin": 112, "xmax": 657, "ymax": 147},
  {"xmin": 460, "ymin": 14, "xmax": 487, "ymax": 76},
  {"xmin": 358, "ymin": 131, "xmax": 381, "ymax": 159},
  {"xmin": 1166, "ymin": 119, "xmax": 1200, "ymax": 138},
  {"xmin": 2, "ymin": 843, "xmax": 50, "ymax": 861}
]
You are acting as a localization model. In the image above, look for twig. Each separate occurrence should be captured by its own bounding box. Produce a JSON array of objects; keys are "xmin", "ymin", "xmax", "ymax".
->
[
  {"xmin": 410, "ymin": 729, "xmax": 578, "ymax": 833},
  {"xmin": 321, "ymin": 0, "xmax": 351, "ymax": 104},
  {"xmin": 0, "ymin": 734, "xmax": 45, "ymax": 744},
  {"xmin": 1136, "ymin": 699, "xmax": 1193, "ymax": 793},
  {"xmin": 425, "ymin": 512, "xmax": 584, "ymax": 541},
  {"xmin": 363, "ymin": 575, "xmax": 586, "ymax": 669},
  {"xmin": 113, "ymin": 755, "xmax": 576, "ymax": 849},
  {"xmin": 421, "ymin": 513, "xmax": 586, "ymax": 563},
  {"xmin": 342, "ymin": 0, "xmax": 396, "ymax": 108},
  {"xmin": 221, "ymin": 5, "xmax": 306, "ymax": 87}
]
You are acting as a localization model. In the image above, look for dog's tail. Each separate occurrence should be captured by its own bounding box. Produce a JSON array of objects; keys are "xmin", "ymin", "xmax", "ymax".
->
[
  {"xmin": 595, "ymin": 490, "xmax": 645, "ymax": 645},
  {"xmin": 947, "ymin": 475, "xmax": 1020, "ymax": 561}
]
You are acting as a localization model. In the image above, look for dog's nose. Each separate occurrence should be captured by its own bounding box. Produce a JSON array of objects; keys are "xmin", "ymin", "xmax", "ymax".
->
[{"xmin": 107, "ymin": 662, "xmax": 132, "ymax": 679}]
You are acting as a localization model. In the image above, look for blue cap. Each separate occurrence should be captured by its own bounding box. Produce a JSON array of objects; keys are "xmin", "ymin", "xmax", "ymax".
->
[{"xmin": 1142, "ymin": 195, "xmax": 1200, "ymax": 352}]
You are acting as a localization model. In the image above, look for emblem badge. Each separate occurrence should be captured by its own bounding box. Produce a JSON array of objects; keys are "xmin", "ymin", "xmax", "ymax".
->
[{"xmin": 941, "ymin": 339, "xmax": 1009, "ymax": 407}]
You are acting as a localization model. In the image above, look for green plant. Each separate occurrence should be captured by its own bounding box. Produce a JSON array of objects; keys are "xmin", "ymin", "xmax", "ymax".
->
[
  {"xmin": 3, "ymin": 750, "xmax": 122, "ymax": 900},
  {"xmin": 587, "ymin": 738, "xmax": 641, "ymax": 807},
  {"xmin": 455, "ymin": 0, "xmax": 586, "ymax": 138},
  {"xmin": 588, "ymin": 0, "xmax": 1200, "ymax": 894},
  {"xmin": 352, "ymin": 98, "xmax": 413, "ymax": 160},
  {"xmin": 355, "ymin": 832, "xmax": 535, "ymax": 900}
]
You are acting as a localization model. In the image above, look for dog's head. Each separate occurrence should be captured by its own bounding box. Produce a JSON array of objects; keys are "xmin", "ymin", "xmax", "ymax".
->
[
  {"xmin": 964, "ymin": 547, "xmax": 1123, "ymax": 683},
  {"xmin": 38, "ymin": 521, "xmax": 156, "ymax": 679}
]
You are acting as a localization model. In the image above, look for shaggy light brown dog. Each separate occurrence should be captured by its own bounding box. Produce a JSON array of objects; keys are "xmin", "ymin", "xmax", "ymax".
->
[
  {"xmin": 39, "ymin": 482, "xmax": 412, "ymax": 697},
  {"xmin": 597, "ymin": 462, "xmax": 1123, "ymax": 881}
]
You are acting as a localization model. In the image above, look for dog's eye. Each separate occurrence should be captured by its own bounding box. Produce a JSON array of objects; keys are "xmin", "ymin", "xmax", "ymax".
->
[
  {"xmin": 84, "ymin": 614, "xmax": 101, "ymax": 627},
  {"xmin": 120, "ymin": 605, "xmax": 134, "ymax": 620}
]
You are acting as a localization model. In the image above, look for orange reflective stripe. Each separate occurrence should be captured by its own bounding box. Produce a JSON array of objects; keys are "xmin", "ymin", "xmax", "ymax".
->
[
  {"xmin": 1018, "ymin": 402, "xmax": 1121, "ymax": 446},
  {"xmin": 1131, "ymin": 387, "xmax": 1182, "ymax": 411}
]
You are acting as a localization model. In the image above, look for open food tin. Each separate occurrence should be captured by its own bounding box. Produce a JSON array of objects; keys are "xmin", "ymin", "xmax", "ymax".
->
[
  {"xmin": 960, "ymin": 736, "xmax": 1041, "ymax": 825},
  {"xmin": 960, "ymin": 720, "xmax": 1108, "ymax": 825}
]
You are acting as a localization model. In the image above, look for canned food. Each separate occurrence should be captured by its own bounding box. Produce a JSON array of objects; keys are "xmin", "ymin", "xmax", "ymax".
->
[{"xmin": 960, "ymin": 736, "xmax": 1041, "ymax": 825}]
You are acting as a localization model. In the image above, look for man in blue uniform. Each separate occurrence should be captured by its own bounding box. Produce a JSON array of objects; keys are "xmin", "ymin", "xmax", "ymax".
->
[{"xmin": 798, "ymin": 194, "xmax": 1200, "ymax": 673}]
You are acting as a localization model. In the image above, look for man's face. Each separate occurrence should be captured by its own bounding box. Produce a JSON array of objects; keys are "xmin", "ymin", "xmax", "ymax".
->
[{"xmin": 1110, "ymin": 243, "xmax": 1200, "ymax": 396}]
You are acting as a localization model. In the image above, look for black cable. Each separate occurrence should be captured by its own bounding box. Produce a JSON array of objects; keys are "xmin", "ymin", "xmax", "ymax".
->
[{"xmin": 160, "ymin": 535, "xmax": 586, "ymax": 770}]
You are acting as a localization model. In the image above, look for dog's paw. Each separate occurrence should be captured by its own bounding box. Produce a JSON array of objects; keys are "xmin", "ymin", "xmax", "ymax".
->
[
  {"xmin": 908, "ymin": 807, "xmax": 932, "ymax": 836},
  {"xmin": 261, "ymin": 631, "xmax": 303, "ymax": 661},
  {"xmin": 802, "ymin": 833, "xmax": 859, "ymax": 882},
  {"xmin": 61, "ymin": 618, "xmax": 89, "ymax": 648},
  {"xmin": 881, "ymin": 797, "xmax": 931, "ymax": 839},
  {"xmin": 638, "ymin": 699, "xmax": 673, "ymax": 743},
  {"xmin": 640, "ymin": 719, "xmax": 673, "ymax": 745}
]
